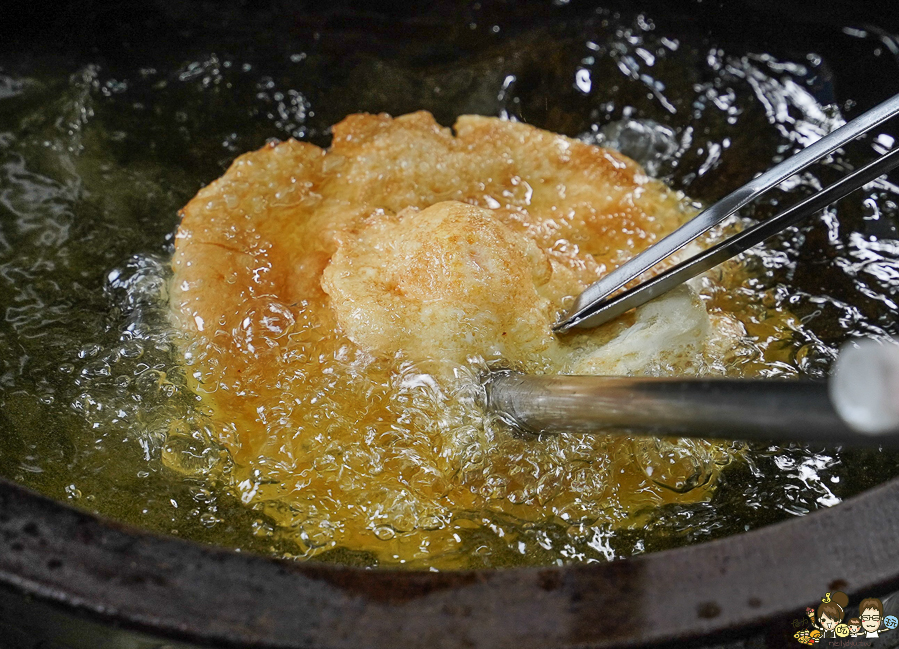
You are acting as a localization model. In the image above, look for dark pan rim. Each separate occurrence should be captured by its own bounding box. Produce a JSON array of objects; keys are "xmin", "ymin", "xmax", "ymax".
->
[{"xmin": 2, "ymin": 473, "xmax": 899, "ymax": 648}]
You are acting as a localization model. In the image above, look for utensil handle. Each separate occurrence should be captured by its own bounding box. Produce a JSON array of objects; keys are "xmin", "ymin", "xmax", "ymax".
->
[
  {"xmin": 486, "ymin": 374, "xmax": 897, "ymax": 446},
  {"xmin": 831, "ymin": 339, "xmax": 899, "ymax": 435}
]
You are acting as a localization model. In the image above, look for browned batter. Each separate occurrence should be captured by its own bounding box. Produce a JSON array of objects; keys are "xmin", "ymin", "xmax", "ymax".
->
[{"xmin": 171, "ymin": 112, "xmax": 743, "ymax": 567}]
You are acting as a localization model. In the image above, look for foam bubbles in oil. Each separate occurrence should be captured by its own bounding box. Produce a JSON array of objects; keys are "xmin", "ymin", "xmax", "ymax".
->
[{"xmin": 1, "ymin": 5, "xmax": 898, "ymax": 568}]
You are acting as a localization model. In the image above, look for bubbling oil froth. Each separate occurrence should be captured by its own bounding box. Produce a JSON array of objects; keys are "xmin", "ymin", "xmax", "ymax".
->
[{"xmin": 1, "ymin": 7, "xmax": 896, "ymax": 568}]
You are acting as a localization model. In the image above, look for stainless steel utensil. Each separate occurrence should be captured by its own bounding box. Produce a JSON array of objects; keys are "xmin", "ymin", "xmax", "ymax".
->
[
  {"xmin": 555, "ymin": 92, "xmax": 899, "ymax": 332},
  {"xmin": 485, "ymin": 340, "xmax": 899, "ymax": 445}
]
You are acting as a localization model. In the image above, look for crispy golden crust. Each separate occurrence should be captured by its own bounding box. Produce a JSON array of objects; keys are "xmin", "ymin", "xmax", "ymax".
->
[
  {"xmin": 172, "ymin": 111, "xmax": 691, "ymax": 365},
  {"xmin": 171, "ymin": 112, "xmax": 726, "ymax": 566},
  {"xmin": 321, "ymin": 201, "xmax": 581, "ymax": 368}
]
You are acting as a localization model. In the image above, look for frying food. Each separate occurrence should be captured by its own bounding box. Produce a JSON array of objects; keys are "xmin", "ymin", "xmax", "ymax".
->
[
  {"xmin": 322, "ymin": 200, "xmax": 580, "ymax": 369},
  {"xmin": 171, "ymin": 112, "xmax": 743, "ymax": 566}
]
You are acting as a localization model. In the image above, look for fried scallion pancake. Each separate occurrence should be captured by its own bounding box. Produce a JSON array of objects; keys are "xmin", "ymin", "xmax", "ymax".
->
[{"xmin": 171, "ymin": 112, "xmax": 742, "ymax": 567}]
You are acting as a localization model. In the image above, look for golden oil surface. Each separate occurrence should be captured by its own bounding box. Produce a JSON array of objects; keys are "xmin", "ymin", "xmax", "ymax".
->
[{"xmin": 1, "ymin": 6, "xmax": 898, "ymax": 569}]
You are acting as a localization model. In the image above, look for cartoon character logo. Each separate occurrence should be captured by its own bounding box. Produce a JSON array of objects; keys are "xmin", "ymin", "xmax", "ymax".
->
[
  {"xmin": 859, "ymin": 597, "xmax": 887, "ymax": 638},
  {"xmin": 812, "ymin": 591, "xmax": 849, "ymax": 639},
  {"xmin": 795, "ymin": 593, "xmax": 897, "ymax": 643}
]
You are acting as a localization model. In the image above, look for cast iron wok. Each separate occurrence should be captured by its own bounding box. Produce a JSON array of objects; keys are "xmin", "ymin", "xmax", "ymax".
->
[{"xmin": 2, "ymin": 1, "xmax": 899, "ymax": 647}]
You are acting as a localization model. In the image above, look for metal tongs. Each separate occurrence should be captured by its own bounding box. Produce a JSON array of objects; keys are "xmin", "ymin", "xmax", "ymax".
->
[
  {"xmin": 486, "ymin": 93, "xmax": 899, "ymax": 445},
  {"xmin": 554, "ymin": 92, "xmax": 899, "ymax": 332}
]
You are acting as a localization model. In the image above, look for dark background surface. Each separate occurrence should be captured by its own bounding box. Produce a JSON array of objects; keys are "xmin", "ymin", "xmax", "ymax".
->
[{"xmin": 2, "ymin": 0, "xmax": 898, "ymax": 113}]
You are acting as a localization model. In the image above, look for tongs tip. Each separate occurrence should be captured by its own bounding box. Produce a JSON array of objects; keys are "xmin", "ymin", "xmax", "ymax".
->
[
  {"xmin": 552, "ymin": 309, "xmax": 590, "ymax": 333},
  {"xmin": 551, "ymin": 318, "xmax": 572, "ymax": 334}
]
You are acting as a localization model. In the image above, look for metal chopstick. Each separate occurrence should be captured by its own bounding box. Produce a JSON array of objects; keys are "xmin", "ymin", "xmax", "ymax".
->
[{"xmin": 555, "ymin": 92, "xmax": 899, "ymax": 332}]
